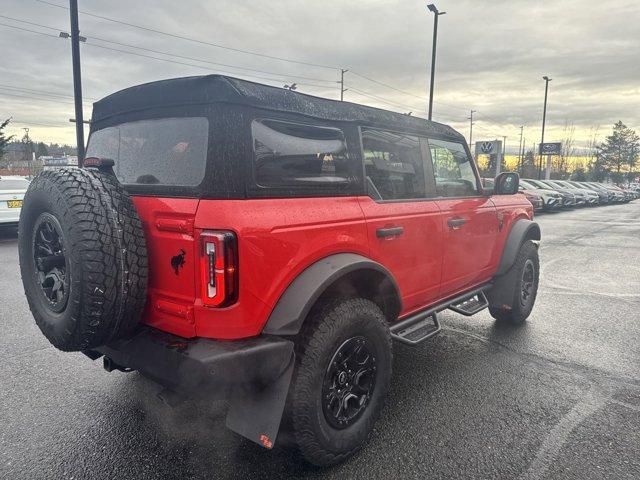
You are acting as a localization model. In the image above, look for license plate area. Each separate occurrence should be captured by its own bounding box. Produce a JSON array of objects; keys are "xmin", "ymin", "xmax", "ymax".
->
[{"xmin": 7, "ymin": 200, "xmax": 22, "ymax": 208}]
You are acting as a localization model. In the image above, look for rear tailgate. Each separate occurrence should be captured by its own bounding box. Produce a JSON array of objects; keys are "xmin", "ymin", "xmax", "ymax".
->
[{"xmin": 133, "ymin": 196, "xmax": 200, "ymax": 337}]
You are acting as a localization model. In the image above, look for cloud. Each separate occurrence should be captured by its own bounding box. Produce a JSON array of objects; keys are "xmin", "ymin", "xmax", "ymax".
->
[{"xmin": 1, "ymin": 0, "xmax": 638, "ymax": 149}]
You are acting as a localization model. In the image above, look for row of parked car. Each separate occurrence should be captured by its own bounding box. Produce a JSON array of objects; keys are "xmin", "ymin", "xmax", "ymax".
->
[{"xmin": 515, "ymin": 179, "xmax": 639, "ymax": 212}]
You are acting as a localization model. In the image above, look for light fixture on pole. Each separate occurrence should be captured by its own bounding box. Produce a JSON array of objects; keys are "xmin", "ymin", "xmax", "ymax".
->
[{"xmin": 426, "ymin": 3, "xmax": 446, "ymax": 121}]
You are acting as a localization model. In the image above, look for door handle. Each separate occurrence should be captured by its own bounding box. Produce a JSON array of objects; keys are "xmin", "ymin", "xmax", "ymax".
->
[
  {"xmin": 376, "ymin": 226, "xmax": 404, "ymax": 238},
  {"xmin": 447, "ymin": 217, "xmax": 467, "ymax": 229}
]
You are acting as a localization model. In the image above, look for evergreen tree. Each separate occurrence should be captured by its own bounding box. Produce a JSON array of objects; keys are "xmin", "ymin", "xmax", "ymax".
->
[
  {"xmin": 0, "ymin": 118, "xmax": 14, "ymax": 160},
  {"xmin": 596, "ymin": 121, "xmax": 639, "ymax": 184},
  {"xmin": 36, "ymin": 142, "xmax": 49, "ymax": 158}
]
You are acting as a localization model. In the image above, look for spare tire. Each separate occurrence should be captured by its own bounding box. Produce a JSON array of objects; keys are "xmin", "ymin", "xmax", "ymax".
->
[{"xmin": 18, "ymin": 168, "xmax": 148, "ymax": 351}]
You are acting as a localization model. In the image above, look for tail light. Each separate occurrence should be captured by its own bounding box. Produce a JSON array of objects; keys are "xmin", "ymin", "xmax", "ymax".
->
[{"xmin": 200, "ymin": 231, "xmax": 238, "ymax": 307}]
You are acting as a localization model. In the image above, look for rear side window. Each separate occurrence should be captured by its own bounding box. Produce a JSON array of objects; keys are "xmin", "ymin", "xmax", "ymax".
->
[
  {"xmin": 86, "ymin": 117, "xmax": 209, "ymax": 186},
  {"xmin": 252, "ymin": 119, "xmax": 357, "ymax": 188},
  {"xmin": 362, "ymin": 128, "xmax": 427, "ymax": 200}
]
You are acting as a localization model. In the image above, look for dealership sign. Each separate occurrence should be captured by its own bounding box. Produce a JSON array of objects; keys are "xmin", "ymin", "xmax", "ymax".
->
[
  {"xmin": 474, "ymin": 140, "xmax": 502, "ymax": 156},
  {"xmin": 538, "ymin": 142, "xmax": 562, "ymax": 155}
]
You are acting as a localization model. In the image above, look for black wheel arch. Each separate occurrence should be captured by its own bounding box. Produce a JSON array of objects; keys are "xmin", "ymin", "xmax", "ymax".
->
[
  {"xmin": 495, "ymin": 219, "xmax": 541, "ymax": 276},
  {"xmin": 262, "ymin": 253, "xmax": 402, "ymax": 336}
]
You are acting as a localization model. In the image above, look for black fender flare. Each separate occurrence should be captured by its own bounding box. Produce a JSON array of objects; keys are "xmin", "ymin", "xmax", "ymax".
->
[
  {"xmin": 495, "ymin": 219, "xmax": 541, "ymax": 276},
  {"xmin": 262, "ymin": 253, "xmax": 402, "ymax": 336}
]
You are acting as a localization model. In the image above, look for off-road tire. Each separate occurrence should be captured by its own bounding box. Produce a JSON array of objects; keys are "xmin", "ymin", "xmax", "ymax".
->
[
  {"xmin": 18, "ymin": 168, "xmax": 148, "ymax": 351},
  {"xmin": 489, "ymin": 240, "xmax": 539, "ymax": 325},
  {"xmin": 286, "ymin": 298, "xmax": 392, "ymax": 466}
]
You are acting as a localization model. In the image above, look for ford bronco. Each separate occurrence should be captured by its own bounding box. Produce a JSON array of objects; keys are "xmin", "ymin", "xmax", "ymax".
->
[{"xmin": 18, "ymin": 75, "xmax": 540, "ymax": 466}]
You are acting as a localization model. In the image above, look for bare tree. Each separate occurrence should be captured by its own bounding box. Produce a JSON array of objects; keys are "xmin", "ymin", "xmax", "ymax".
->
[
  {"xmin": 552, "ymin": 121, "xmax": 575, "ymax": 179},
  {"xmin": 584, "ymin": 126, "xmax": 604, "ymax": 180}
]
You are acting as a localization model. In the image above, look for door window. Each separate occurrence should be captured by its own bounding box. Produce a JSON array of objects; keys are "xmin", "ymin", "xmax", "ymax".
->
[
  {"xmin": 361, "ymin": 129, "xmax": 427, "ymax": 200},
  {"xmin": 428, "ymin": 139, "xmax": 478, "ymax": 197}
]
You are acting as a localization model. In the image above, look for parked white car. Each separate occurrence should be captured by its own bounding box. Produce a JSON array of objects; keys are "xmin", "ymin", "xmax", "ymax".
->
[{"xmin": 0, "ymin": 176, "xmax": 30, "ymax": 226}]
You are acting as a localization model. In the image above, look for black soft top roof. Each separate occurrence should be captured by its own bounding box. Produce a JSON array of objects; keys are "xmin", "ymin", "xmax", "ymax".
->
[{"xmin": 91, "ymin": 75, "xmax": 464, "ymax": 140}]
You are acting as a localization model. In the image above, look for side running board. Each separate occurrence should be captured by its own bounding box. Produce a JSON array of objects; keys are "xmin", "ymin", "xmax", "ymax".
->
[
  {"xmin": 448, "ymin": 291, "xmax": 489, "ymax": 316},
  {"xmin": 390, "ymin": 284, "xmax": 491, "ymax": 346},
  {"xmin": 390, "ymin": 312, "xmax": 440, "ymax": 346}
]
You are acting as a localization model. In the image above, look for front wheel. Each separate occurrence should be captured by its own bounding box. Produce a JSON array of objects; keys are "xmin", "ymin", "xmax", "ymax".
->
[
  {"xmin": 489, "ymin": 240, "xmax": 539, "ymax": 324},
  {"xmin": 286, "ymin": 298, "xmax": 392, "ymax": 466}
]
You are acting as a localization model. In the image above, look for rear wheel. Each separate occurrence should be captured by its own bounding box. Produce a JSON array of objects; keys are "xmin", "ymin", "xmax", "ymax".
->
[
  {"xmin": 489, "ymin": 240, "xmax": 539, "ymax": 324},
  {"xmin": 286, "ymin": 298, "xmax": 392, "ymax": 466}
]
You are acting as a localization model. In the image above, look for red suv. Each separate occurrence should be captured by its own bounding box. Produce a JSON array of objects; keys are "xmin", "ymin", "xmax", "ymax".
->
[{"xmin": 18, "ymin": 75, "xmax": 540, "ymax": 466}]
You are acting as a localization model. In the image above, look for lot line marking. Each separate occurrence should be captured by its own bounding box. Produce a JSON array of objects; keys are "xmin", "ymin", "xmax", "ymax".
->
[{"xmin": 518, "ymin": 386, "xmax": 608, "ymax": 480}]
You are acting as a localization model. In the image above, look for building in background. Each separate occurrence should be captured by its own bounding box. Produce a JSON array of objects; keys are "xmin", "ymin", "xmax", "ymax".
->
[{"xmin": 41, "ymin": 155, "xmax": 78, "ymax": 170}]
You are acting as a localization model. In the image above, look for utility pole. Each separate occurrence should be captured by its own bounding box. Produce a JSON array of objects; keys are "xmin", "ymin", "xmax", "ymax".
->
[
  {"xmin": 537, "ymin": 75, "xmax": 551, "ymax": 179},
  {"xmin": 340, "ymin": 69, "xmax": 348, "ymax": 101},
  {"xmin": 426, "ymin": 4, "xmax": 446, "ymax": 121},
  {"xmin": 518, "ymin": 125, "xmax": 524, "ymax": 173},
  {"xmin": 22, "ymin": 128, "xmax": 33, "ymax": 178},
  {"xmin": 69, "ymin": 0, "xmax": 85, "ymax": 166},
  {"xmin": 468, "ymin": 110, "xmax": 476, "ymax": 148}
]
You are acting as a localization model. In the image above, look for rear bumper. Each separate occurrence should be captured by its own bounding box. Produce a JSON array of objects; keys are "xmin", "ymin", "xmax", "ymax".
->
[{"xmin": 89, "ymin": 326, "xmax": 294, "ymax": 397}]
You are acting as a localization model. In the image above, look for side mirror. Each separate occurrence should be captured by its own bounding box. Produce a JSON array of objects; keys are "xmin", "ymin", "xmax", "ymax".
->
[{"xmin": 494, "ymin": 172, "xmax": 519, "ymax": 195}]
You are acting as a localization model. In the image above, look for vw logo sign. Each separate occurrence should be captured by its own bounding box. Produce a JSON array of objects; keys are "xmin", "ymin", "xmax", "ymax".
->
[{"xmin": 481, "ymin": 141, "xmax": 494, "ymax": 154}]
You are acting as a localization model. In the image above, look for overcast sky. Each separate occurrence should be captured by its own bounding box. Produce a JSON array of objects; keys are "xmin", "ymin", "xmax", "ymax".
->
[{"xmin": 1, "ymin": 0, "xmax": 639, "ymax": 153}]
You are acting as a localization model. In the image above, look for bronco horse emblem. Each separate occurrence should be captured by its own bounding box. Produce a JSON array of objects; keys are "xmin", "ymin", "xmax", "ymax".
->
[{"xmin": 171, "ymin": 249, "xmax": 186, "ymax": 275}]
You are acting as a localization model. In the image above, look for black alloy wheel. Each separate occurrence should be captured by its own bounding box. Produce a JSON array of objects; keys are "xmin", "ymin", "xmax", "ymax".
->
[
  {"xmin": 520, "ymin": 258, "xmax": 535, "ymax": 309},
  {"xmin": 322, "ymin": 336, "xmax": 377, "ymax": 429},
  {"xmin": 32, "ymin": 213, "xmax": 69, "ymax": 313}
]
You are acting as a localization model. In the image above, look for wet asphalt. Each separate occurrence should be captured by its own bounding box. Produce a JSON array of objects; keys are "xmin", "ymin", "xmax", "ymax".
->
[{"xmin": 1, "ymin": 202, "xmax": 639, "ymax": 480}]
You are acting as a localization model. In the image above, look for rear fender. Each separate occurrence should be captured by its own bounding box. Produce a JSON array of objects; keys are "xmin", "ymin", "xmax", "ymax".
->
[{"xmin": 262, "ymin": 253, "xmax": 401, "ymax": 336}]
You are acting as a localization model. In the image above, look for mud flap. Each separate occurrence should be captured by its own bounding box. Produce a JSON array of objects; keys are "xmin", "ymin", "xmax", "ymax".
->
[{"xmin": 225, "ymin": 353, "xmax": 295, "ymax": 449}]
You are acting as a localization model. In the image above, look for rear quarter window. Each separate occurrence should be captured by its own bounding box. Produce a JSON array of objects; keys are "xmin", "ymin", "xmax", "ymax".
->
[
  {"xmin": 251, "ymin": 119, "xmax": 358, "ymax": 189},
  {"xmin": 86, "ymin": 117, "xmax": 209, "ymax": 186}
]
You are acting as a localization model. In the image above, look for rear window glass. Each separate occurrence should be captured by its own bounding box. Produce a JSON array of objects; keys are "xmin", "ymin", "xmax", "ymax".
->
[
  {"xmin": 86, "ymin": 117, "xmax": 208, "ymax": 186},
  {"xmin": 0, "ymin": 178, "xmax": 29, "ymax": 190},
  {"xmin": 252, "ymin": 119, "xmax": 357, "ymax": 188}
]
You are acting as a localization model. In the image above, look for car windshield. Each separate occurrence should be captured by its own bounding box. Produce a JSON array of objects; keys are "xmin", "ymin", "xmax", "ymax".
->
[
  {"xmin": 519, "ymin": 180, "xmax": 539, "ymax": 190},
  {"xmin": 86, "ymin": 117, "xmax": 209, "ymax": 186},
  {"xmin": 0, "ymin": 178, "xmax": 29, "ymax": 190},
  {"xmin": 525, "ymin": 179, "xmax": 551, "ymax": 189}
]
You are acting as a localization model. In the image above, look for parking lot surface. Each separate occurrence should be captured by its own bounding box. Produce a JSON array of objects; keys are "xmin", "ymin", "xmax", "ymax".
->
[{"xmin": 1, "ymin": 203, "xmax": 639, "ymax": 480}]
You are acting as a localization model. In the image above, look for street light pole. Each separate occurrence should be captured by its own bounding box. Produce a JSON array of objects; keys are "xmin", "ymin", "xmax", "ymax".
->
[
  {"xmin": 427, "ymin": 4, "xmax": 445, "ymax": 121},
  {"xmin": 537, "ymin": 75, "xmax": 551, "ymax": 179}
]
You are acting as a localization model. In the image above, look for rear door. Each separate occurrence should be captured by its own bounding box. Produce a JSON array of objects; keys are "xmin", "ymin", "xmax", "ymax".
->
[
  {"xmin": 427, "ymin": 138, "xmax": 499, "ymax": 296},
  {"xmin": 358, "ymin": 128, "xmax": 443, "ymax": 314}
]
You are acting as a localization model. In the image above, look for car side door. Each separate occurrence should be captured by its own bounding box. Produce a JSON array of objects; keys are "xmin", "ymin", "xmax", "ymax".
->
[
  {"xmin": 427, "ymin": 138, "xmax": 500, "ymax": 297},
  {"xmin": 358, "ymin": 128, "xmax": 443, "ymax": 315}
]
